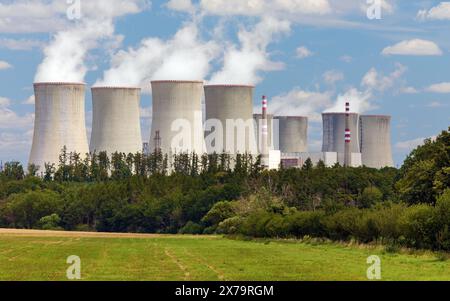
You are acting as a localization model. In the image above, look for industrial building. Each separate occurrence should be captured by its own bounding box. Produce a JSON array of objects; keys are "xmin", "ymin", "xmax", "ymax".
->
[
  {"xmin": 275, "ymin": 116, "xmax": 308, "ymax": 153},
  {"xmin": 360, "ymin": 115, "xmax": 394, "ymax": 168},
  {"xmin": 29, "ymin": 82, "xmax": 90, "ymax": 170},
  {"xmin": 322, "ymin": 112, "xmax": 362, "ymax": 167},
  {"xmin": 90, "ymin": 87, "xmax": 142, "ymax": 155},
  {"xmin": 204, "ymin": 85, "xmax": 258, "ymax": 155},
  {"xmin": 281, "ymin": 152, "xmax": 338, "ymax": 168},
  {"xmin": 149, "ymin": 80, "xmax": 205, "ymax": 155}
]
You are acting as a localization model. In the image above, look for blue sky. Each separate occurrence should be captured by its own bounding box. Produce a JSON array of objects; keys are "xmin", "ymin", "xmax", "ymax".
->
[{"xmin": 0, "ymin": 0, "xmax": 449, "ymax": 166}]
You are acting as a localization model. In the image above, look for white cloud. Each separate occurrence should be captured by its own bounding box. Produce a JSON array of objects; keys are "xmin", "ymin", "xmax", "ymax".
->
[
  {"xmin": 361, "ymin": 63, "xmax": 407, "ymax": 92},
  {"xmin": 166, "ymin": 0, "xmax": 195, "ymax": 13},
  {"xmin": 0, "ymin": 38, "xmax": 44, "ymax": 50},
  {"xmin": 382, "ymin": 39, "xmax": 443, "ymax": 56},
  {"xmin": 418, "ymin": 2, "xmax": 450, "ymax": 21},
  {"xmin": 427, "ymin": 101, "xmax": 447, "ymax": 108},
  {"xmin": 199, "ymin": 0, "xmax": 332, "ymax": 17},
  {"xmin": 22, "ymin": 95, "xmax": 35, "ymax": 105},
  {"xmin": 209, "ymin": 17, "xmax": 290, "ymax": 85},
  {"xmin": 0, "ymin": 0, "xmax": 67, "ymax": 33},
  {"xmin": 296, "ymin": 46, "xmax": 314, "ymax": 59},
  {"xmin": 323, "ymin": 70, "xmax": 344, "ymax": 85},
  {"xmin": 0, "ymin": 97, "xmax": 11, "ymax": 107},
  {"xmin": 269, "ymin": 88, "xmax": 333, "ymax": 122},
  {"xmin": 426, "ymin": 82, "xmax": 450, "ymax": 93},
  {"xmin": 340, "ymin": 55, "xmax": 352, "ymax": 63},
  {"xmin": 0, "ymin": 60, "xmax": 12, "ymax": 70},
  {"xmin": 395, "ymin": 136, "xmax": 436, "ymax": 151},
  {"xmin": 0, "ymin": 107, "xmax": 34, "ymax": 130},
  {"xmin": 400, "ymin": 86, "xmax": 419, "ymax": 94}
]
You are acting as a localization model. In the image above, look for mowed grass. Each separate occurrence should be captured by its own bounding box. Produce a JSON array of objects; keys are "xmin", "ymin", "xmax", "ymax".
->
[{"xmin": 0, "ymin": 232, "xmax": 449, "ymax": 281}]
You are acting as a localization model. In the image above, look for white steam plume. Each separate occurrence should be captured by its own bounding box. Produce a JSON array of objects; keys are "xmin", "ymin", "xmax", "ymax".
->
[
  {"xmin": 34, "ymin": 0, "xmax": 146, "ymax": 83},
  {"xmin": 95, "ymin": 22, "xmax": 219, "ymax": 88}
]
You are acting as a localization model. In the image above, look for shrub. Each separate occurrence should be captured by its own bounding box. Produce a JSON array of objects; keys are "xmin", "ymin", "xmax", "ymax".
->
[
  {"xmin": 179, "ymin": 221, "xmax": 203, "ymax": 235},
  {"xmin": 38, "ymin": 214, "xmax": 63, "ymax": 230},
  {"xmin": 217, "ymin": 216, "xmax": 244, "ymax": 234},
  {"xmin": 287, "ymin": 211, "xmax": 325, "ymax": 238},
  {"xmin": 399, "ymin": 204, "xmax": 437, "ymax": 249},
  {"xmin": 201, "ymin": 201, "xmax": 235, "ymax": 228}
]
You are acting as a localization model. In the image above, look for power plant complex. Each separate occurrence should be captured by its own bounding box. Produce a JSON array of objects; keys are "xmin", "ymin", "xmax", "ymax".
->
[{"xmin": 28, "ymin": 79, "xmax": 394, "ymax": 171}]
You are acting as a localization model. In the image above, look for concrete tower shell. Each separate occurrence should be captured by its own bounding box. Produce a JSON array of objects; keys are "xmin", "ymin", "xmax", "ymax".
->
[
  {"xmin": 90, "ymin": 87, "xmax": 142, "ymax": 155},
  {"xmin": 360, "ymin": 115, "xmax": 394, "ymax": 168},
  {"xmin": 253, "ymin": 113, "xmax": 274, "ymax": 151},
  {"xmin": 322, "ymin": 113, "xmax": 360, "ymax": 164},
  {"xmin": 275, "ymin": 116, "xmax": 308, "ymax": 153},
  {"xmin": 149, "ymin": 80, "xmax": 205, "ymax": 155},
  {"xmin": 29, "ymin": 83, "xmax": 89, "ymax": 170},
  {"xmin": 204, "ymin": 85, "xmax": 258, "ymax": 155}
]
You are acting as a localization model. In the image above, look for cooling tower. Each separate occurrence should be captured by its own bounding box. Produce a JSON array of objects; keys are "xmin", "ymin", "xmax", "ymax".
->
[
  {"xmin": 149, "ymin": 80, "xmax": 205, "ymax": 155},
  {"xmin": 275, "ymin": 116, "xmax": 308, "ymax": 153},
  {"xmin": 253, "ymin": 113, "xmax": 274, "ymax": 151},
  {"xmin": 360, "ymin": 115, "xmax": 394, "ymax": 168},
  {"xmin": 90, "ymin": 87, "xmax": 142, "ymax": 155},
  {"xmin": 322, "ymin": 113, "xmax": 360, "ymax": 165},
  {"xmin": 204, "ymin": 85, "xmax": 258, "ymax": 155},
  {"xmin": 29, "ymin": 83, "xmax": 89, "ymax": 170}
]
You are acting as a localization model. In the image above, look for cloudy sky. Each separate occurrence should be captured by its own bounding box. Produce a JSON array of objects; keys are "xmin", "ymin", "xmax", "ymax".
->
[{"xmin": 0, "ymin": 0, "xmax": 449, "ymax": 166}]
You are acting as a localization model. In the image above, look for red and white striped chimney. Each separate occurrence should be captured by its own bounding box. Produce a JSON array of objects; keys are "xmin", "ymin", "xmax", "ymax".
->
[
  {"xmin": 345, "ymin": 102, "xmax": 351, "ymax": 144},
  {"xmin": 261, "ymin": 95, "xmax": 269, "ymax": 165},
  {"xmin": 344, "ymin": 101, "xmax": 352, "ymax": 167}
]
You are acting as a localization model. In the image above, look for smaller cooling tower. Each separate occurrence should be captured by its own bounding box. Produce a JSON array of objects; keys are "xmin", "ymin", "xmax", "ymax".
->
[
  {"xmin": 29, "ymin": 82, "xmax": 89, "ymax": 170},
  {"xmin": 275, "ymin": 116, "xmax": 308, "ymax": 153},
  {"xmin": 322, "ymin": 113, "xmax": 360, "ymax": 165},
  {"xmin": 150, "ymin": 80, "xmax": 205, "ymax": 155},
  {"xmin": 360, "ymin": 115, "xmax": 394, "ymax": 168},
  {"xmin": 253, "ymin": 113, "xmax": 274, "ymax": 152},
  {"xmin": 90, "ymin": 87, "xmax": 142, "ymax": 155},
  {"xmin": 204, "ymin": 85, "xmax": 258, "ymax": 155}
]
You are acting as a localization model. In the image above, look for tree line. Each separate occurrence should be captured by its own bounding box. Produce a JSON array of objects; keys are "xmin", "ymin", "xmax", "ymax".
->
[{"xmin": 0, "ymin": 127, "xmax": 449, "ymax": 251}]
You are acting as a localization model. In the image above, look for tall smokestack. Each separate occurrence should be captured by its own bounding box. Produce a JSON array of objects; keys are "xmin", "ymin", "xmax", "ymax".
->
[
  {"xmin": 261, "ymin": 95, "xmax": 269, "ymax": 165},
  {"xmin": 29, "ymin": 82, "xmax": 89, "ymax": 171},
  {"xmin": 90, "ymin": 87, "xmax": 142, "ymax": 155},
  {"xmin": 344, "ymin": 101, "xmax": 352, "ymax": 167}
]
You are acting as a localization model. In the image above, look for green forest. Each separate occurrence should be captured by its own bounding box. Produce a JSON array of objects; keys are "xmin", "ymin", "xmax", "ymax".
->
[{"xmin": 1, "ymin": 127, "xmax": 449, "ymax": 251}]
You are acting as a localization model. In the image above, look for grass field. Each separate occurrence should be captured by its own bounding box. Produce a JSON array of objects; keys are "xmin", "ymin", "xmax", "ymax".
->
[{"xmin": 0, "ymin": 229, "xmax": 449, "ymax": 281}]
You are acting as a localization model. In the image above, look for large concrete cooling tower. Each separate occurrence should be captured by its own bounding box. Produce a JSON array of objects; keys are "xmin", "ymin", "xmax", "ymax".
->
[
  {"xmin": 29, "ymin": 83, "xmax": 89, "ymax": 170},
  {"xmin": 360, "ymin": 115, "xmax": 394, "ymax": 168},
  {"xmin": 90, "ymin": 87, "xmax": 142, "ymax": 155},
  {"xmin": 204, "ymin": 85, "xmax": 258, "ymax": 155},
  {"xmin": 149, "ymin": 80, "xmax": 205, "ymax": 155},
  {"xmin": 322, "ymin": 113, "xmax": 360, "ymax": 165},
  {"xmin": 253, "ymin": 113, "xmax": 274, "ymax": 151},
  {"xmin": 275, "ymin": 116, "xmax": 308, "ymax": 153}
]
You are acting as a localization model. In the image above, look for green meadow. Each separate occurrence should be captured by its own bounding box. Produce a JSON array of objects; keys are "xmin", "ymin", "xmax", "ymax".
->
[{"xmin": 0, "ymin": 232, "xmax": 449, "ymax": 281}]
